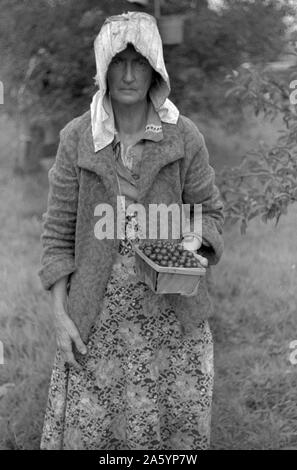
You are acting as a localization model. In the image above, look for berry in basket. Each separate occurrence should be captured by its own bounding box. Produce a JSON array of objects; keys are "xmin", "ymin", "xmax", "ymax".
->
[{"xmin": 138, "ymin": 240, "xmax": 205, "ymax": 268}]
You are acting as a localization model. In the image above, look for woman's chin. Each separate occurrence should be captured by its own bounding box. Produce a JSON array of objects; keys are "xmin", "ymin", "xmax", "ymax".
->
[{"xmin": 112, "ymin": 93, "xmax": 145, "ymax": 106}]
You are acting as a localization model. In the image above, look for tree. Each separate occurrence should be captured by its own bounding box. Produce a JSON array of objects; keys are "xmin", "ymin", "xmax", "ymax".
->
[
  {"xmin": 219, "ymin": 44, "xmax": 297, "ymax": 232},
  {"xmin": 166, "ymin": 0, "xmax": 290, "ymax": 119},
  {"xmin": 0, "ymin": 0, "xmax": 132, "ymax": 171}
]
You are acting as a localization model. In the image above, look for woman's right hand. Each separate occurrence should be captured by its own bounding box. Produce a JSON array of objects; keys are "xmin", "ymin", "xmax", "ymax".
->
[
  {"xmin": 52, "ymin": 306, "xmax": 88, "ymax": 370},
  {"xmin": 50, "ymin": 275, "xmax": 87, "ymax": 369}
]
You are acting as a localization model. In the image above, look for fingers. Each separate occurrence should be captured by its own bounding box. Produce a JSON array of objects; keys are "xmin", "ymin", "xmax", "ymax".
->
[
  {"xmin": 62, "ymin": 314, "xmax": 88, "ymax": 356},
  {"xmin": 182, "ymin": 233, "xmax": 202, "ymax": 252},
  {"xmin": 193, "ymin": 252, "xmax": 208, "ymax": 268},
  {"xmin": 57, "ymin": 333, "xmax": 83, "ymax": 370},
  {"xmin": 182, "ymin": 238, "xmax": 201, "ymax": 252},
  {"xmin": 55, "ymin": 315, "xmax": 88, "ymax": 370},
  {"xmin": 70, "ymin": 329, "xmax": 88, "ymax": 356},
  {"xmin": 65, "ymin": 351, "xmax": 83, "ymax": 370}
]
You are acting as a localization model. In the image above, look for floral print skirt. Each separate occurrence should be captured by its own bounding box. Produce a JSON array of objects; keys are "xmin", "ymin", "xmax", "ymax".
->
[{"xmin": 40, "ymin": 215, "xmax": 214, "ymax": 450}]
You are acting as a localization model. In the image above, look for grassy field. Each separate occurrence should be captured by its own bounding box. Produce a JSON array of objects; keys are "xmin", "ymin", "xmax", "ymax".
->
[{"xmin": 0, "ymin": 113, "xmax": 297, "ymax": 449}]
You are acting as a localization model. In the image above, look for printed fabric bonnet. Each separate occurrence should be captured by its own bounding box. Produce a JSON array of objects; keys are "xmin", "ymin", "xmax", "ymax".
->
[{"xmin": 90, "ymin": 11, "xmax": 180, "ymax": 152}]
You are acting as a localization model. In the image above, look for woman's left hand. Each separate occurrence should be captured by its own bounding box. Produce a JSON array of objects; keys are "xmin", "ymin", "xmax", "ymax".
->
[
  {"xmin": 182, "ymin": 234, "xmax": 201, "ymax": 252},
  {"xmin": 181, "ymin": 235, "xmax": 208, "ymax": 268}
]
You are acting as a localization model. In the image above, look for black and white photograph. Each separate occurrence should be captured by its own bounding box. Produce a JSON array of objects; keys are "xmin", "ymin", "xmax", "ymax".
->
[{"xmin": 0, "ymin": 0, "xmax": 297, "ymax": 456}]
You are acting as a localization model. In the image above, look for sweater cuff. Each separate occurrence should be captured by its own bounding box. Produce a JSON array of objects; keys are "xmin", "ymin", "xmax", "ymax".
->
[
  {"xmin": 182, "ymin": 231, "xmax": 211, "ymax": 247},
  {"xmin": 38, "ymin": 257, "xmax": 76, "ymax": 291}
]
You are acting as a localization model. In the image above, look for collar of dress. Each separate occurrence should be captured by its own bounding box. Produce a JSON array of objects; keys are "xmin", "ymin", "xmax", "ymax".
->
[{"xmin": 77, "ymin": 112, "xmax": 184, "ymax": 204}]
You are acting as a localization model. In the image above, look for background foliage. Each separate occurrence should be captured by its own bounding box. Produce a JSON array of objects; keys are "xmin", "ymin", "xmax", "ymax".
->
[
  {"xmin": 0, "ymin": 0, "xmax": 291, "ymax": 120},
  {"xmin": 0, "ymin": 0, "xmax": 296, "ymax": 228}
]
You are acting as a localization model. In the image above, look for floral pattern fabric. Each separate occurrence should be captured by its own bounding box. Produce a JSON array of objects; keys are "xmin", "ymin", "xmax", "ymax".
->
[{"xmin": 40, "ymin": 214, "xmax": 214, "ymax": 450}]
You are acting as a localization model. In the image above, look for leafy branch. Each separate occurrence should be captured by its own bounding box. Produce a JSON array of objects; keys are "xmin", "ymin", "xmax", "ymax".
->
[{"xmin": 219, "ymin": 47, "xmax": 297, "ymax": 233}]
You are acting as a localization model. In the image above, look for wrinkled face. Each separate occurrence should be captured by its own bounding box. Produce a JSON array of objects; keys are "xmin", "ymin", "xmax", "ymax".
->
[{"xmin": 107, "ymin": 44, "xmax": 153, "ymax": 105}]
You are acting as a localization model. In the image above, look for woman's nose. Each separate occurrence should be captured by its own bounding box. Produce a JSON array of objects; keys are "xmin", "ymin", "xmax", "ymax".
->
[{"xmin": 123, "ymin": 62, "xmax": 135, "ymax": 83}]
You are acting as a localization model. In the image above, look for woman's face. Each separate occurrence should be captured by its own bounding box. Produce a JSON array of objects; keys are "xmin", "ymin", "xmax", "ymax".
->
[{"xmin": 107, "ymin": 44, "xmax": 154, "ymax": 106}]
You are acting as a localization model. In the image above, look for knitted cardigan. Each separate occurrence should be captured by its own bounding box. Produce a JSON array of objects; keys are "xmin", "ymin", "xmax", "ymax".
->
[{"xmin": 38, "ymin": 110, "xmax": 224, "ymax": 344}]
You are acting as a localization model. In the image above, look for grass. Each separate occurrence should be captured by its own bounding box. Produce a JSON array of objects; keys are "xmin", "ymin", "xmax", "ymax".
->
[
  {"xmin": 0, "ymin": 112, "xmax": 297, "ymax": 449},
  {"xmin": 0, "ymin": 115, "xmax": 56, "ymax": 449},
  {"xmin": 210, "ymin": 214, "xmax": 297, "ymax": 449}
]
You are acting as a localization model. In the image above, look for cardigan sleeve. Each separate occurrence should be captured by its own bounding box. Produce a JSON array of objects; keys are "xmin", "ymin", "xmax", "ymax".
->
[
  {"xmin": 182, "ymin": 131, "xmax": 224, "ymax": 265},
  {"xmin": 38, "ymin": 124, "xmax": 79, "ymax": 291}
]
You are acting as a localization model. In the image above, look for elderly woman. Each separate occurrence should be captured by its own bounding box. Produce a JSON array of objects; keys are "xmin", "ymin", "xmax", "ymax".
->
[{"xmin": 38, "ymin": 12, "xmax": 224, "ymax": 450}]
